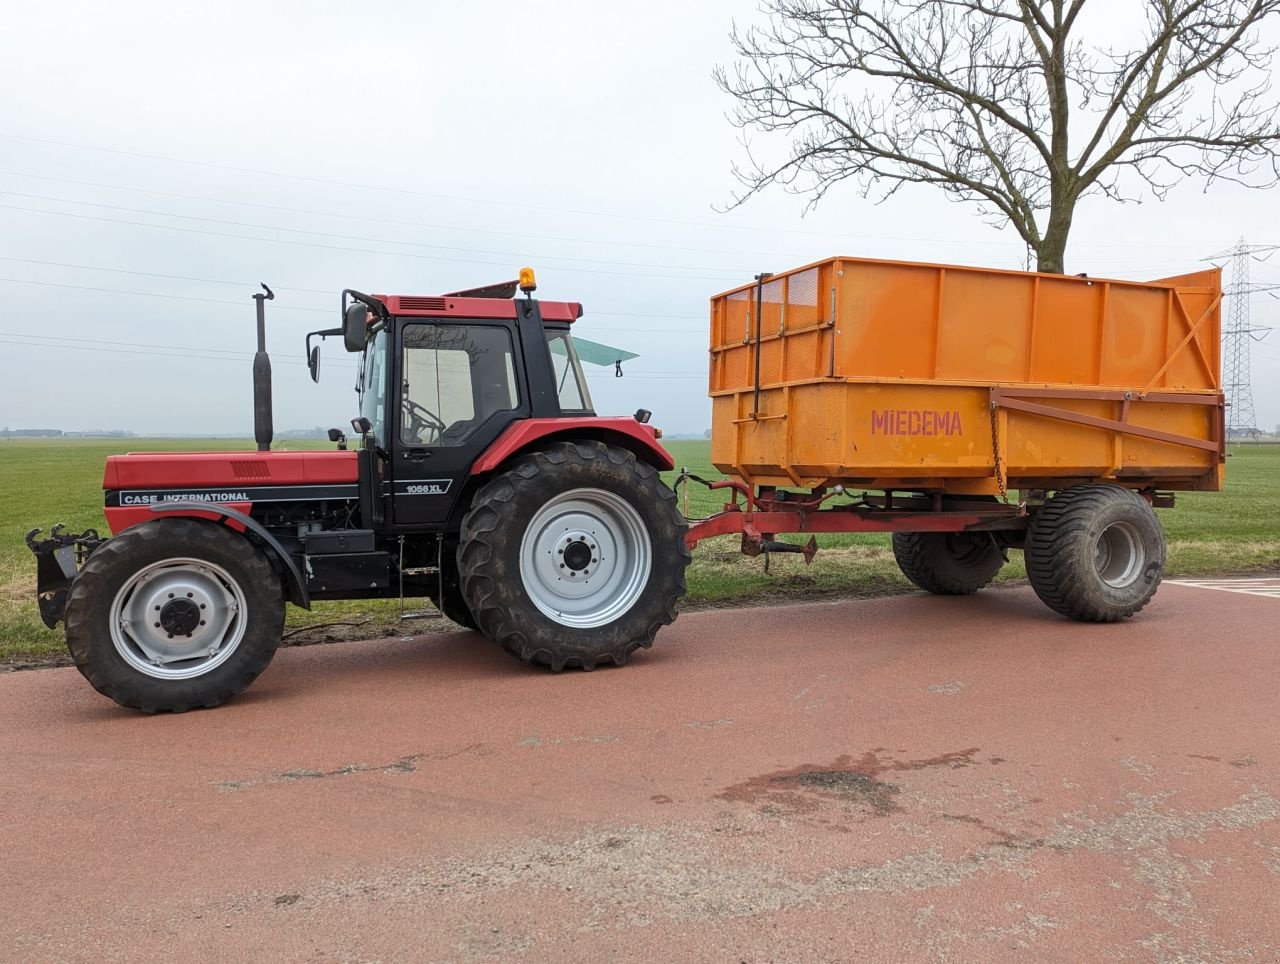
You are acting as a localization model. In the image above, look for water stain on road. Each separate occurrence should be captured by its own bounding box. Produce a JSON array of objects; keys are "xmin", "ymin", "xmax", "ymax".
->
[{"xmin": 716, "ymin": 747, "xmax": 981, "ymax": 816}]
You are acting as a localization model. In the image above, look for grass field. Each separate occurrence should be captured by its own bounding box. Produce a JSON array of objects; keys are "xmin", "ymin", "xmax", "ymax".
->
[{"xmin": 2, "ymin": 437, "xmax": 1277, "ymax": 663}]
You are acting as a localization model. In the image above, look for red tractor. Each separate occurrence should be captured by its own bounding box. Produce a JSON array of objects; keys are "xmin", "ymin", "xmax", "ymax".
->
[{"xmin": 29, "ymin": 270, "xmax": 691, "ymax": 711}]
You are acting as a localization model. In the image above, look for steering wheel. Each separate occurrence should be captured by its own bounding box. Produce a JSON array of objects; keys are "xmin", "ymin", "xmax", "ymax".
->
[{"xmin": 402, "ymin": 398, "xmax": 446, "ymax": 444}]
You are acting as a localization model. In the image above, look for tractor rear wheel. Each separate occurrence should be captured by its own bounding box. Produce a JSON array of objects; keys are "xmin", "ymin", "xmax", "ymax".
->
[
  {"xmin": 1024, "ymin": 484, "xmax": 1165, "ymax": 622},
  {"xmin": 891, "ymin": 531, "xmax": 1005, "ymax": 595},
  {"xmin": 64, "ymin": 519, "xmax": 285, "ymax": 712},
  {"xmin": 427, "ymin": 542, "xmax": 479, "ymax": 631},
  {"xmin": 458, "ymin": 441, "xmax": 690, "ymax": 670}
]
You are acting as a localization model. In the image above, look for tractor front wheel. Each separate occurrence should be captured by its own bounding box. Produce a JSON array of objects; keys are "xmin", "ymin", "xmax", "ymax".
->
[
  {"xmin": 64, "ymin": 519, "xmax": 285, "ymax": 712},
  {"xmin": 458, "ymin": 441, "xmax": 690, "ymax": 670}
]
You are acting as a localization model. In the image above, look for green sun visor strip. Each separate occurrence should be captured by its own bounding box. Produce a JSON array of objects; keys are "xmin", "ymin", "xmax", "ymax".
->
[{"xmin": 552, "ymin": 335, "xmax": 639, "ymax": 367}]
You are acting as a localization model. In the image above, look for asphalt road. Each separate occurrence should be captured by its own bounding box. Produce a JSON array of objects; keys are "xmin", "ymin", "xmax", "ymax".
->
[{"xmin": 2, "ymin": 581, "xmax": 1278, "ymax": 962}]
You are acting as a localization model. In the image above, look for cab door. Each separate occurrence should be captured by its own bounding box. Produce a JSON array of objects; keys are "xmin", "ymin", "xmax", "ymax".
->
[{"xmin": 391, "ymin": 319, "xmax": 526, "ymax": 528}]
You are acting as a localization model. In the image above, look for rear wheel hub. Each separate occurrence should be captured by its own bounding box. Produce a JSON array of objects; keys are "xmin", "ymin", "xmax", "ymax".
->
[
  {"xmin": 562, "ymin": 539, "xmax": 593, "ymax": 572},
  {"xmin": 519, "ymin": 488, "xmax": 652, "ymax": 629}
]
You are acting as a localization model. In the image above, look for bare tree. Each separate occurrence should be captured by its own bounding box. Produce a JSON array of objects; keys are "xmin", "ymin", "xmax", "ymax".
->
[{"xmin": 716, "ymin": 0, "xmax": 1280, "ymax": 272}]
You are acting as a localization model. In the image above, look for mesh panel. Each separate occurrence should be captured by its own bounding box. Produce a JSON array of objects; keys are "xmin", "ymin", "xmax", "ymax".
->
[{"xmin": 788, "ymin": 268, "xmax": 819, "ymax": 307}]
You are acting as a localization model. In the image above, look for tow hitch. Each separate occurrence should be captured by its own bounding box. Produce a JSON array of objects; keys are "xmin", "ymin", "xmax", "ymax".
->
[{"xmin": 25, "ymin": 525, "xmax": 105, "ymax": 629}]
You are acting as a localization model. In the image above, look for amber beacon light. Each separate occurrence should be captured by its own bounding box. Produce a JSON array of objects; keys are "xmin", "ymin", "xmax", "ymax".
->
[{"xmin": 518, "ymin": 266, "xmax": 537, "ymax": 295}]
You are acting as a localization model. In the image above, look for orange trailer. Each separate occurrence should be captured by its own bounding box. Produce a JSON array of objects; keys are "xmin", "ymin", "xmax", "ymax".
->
[{"xmin": 683, "ymin": 256, "xmax": 1224, "ymax": 624}]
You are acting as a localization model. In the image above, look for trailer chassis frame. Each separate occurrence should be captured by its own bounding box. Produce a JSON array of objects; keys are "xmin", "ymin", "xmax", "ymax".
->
[{"xmin": 681, "ymin": 477, "xmax": 1027, "ymax": 559}]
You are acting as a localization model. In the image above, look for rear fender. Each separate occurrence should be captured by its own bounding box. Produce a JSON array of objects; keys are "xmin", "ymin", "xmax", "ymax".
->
[
  {"xmin": 449, "ymin": 419, "xmax": 675, "ymax": 531},
  {"xmin": 470, "ymin": 418, "xmax": 675, "ymax": 475}
]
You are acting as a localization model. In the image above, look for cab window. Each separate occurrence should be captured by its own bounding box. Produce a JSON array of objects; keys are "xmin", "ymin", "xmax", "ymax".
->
[
  {"xmin": 545, "ymin": 331, "xmax": 593, "ymax": 413},
  {"xmin": 401, "ymin": 324, "xmax": 518, "ymax": 446},
  {"xmin": 358, "ymin": 327, "xmax": 389, "ymax": 443}
]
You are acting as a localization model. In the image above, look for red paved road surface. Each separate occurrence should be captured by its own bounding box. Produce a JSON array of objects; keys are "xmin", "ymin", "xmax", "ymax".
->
[{"xmin": 2, "ymin": 583, "xmax": 1278, "ymax": 962}]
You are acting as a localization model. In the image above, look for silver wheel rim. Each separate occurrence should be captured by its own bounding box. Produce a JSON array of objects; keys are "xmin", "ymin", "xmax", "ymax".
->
[
  {"xmin": 519, "ymin": 487, "xmax": 653, "ymax": 629},
  {"xmin": 109, "ymin": 557, "xmax": 247, "ymax": 680},
  {"xmin": 1094, "ymin": 521, "xmax": 1145, "ymax": 589}
]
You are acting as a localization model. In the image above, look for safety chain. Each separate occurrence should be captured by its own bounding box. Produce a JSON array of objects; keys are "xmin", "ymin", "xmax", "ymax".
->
[{"xmin": 989, "ymin": 402, "xmax": 1010, "ymax": 504}]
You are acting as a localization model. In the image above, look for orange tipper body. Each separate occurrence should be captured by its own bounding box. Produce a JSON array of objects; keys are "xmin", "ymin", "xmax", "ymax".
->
[{"xmin": 708, "ymin": 257, "xmax": 1225, "ymax": 496}]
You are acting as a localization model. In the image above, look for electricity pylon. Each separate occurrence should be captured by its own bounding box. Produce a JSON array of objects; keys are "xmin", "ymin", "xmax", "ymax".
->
[{"xmin": 1206, "ymin": 239, "xmax": 1279, "ymax": 438}]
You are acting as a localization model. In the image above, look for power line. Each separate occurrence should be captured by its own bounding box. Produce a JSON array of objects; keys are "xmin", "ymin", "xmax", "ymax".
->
[
  {"xmin": 0, "ymin": 276, "xmax": 706, "ymax": 334},
  {"xmin": 0, "ymin": 335, "xmax": 701, "ymax": 380},
  {"xmin": 0, "ymin": 276, "xmax": 328, "ymax": 313},
  {"xmin": 0, "ymin": 167, "xmax": 1234, "ymax": 266},
  {"xmin": 0, "ymin": 331, "xmax": 361, "ymax": 367},
  {"xmin": 0, "ymin": 190, "xmax": 747, "ymax": 276},
  {"xmin": 0, "ymin": 201, "xmax": 741, "ymax": 284},
  {"xmin": 0, "ymin": 255, "xmax": 706, "ymax": 320},
  {"xmin": 0, "ymin": 132, "xmax": 998, "ymax": 240},
  {"xmin": 0, "ymin": 255, "xmax": 332, "ymax": 295},
  {"xmin": 6, "ymin": 331, "xmax": 258, "ymax": 355},
  {"xmin": 0, "ymin": 334, "xmax": 343, "ymax": 367},
  {"xmin": 0, "ymin": 133, "xmax": 1237, "ymax": 254},
  {"xmin": 0, "ymin": 132, "xmax": 826, "ymax": 237},
  {"xmin": 0, "ymin": 168, "xmax": 952, "ymax": 259}
]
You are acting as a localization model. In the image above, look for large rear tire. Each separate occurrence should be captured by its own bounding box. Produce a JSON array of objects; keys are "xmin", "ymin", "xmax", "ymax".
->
[
  {"xmin": 428, "ymin": 541, "xmax": 479, "ymax": 631},
  {"xmin": 458, "ymin": 441, "xmax": 690, "ymax": 670},
  {"xmin": 891, "ymin": 531, "xmax": 1005, "ymax": 595},
  {"xmin": 1024, "ymin": 484, "xmax": 1165, "ymax": 622},
  {"xmin": 64, "ymin": 519, "xmax": 285, "ymax": 712}
]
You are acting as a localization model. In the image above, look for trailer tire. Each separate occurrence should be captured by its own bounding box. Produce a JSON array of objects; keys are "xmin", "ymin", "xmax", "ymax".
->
[
  {"xmin": 64, "ymin": 519, "xmax": 284, "ymax": 712},
  {"xmin": 1025, "ymin": 484, "xmax": 1165, "ymax": 622},
  {"xmin": 458, "ymin": 441, "xmax": 690, "ymax": 670},
  {"xmin": 891, "ymin": 532, "xmax": 1005, "ymax": 595}
]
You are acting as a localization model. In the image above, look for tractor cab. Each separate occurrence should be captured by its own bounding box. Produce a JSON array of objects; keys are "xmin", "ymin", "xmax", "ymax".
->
[{"xmin": 308, "ymin": 269, "xmax": 645, "ymax": 533}]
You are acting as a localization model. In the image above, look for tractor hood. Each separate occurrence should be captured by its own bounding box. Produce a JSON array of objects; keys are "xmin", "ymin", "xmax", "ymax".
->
[
  {"xmin": 103, "ymin": 450, "xmax": 359, "ymax": 492},
  {"xmin": 99, "ymin": 450, "xmax": 361, "ymax": 535}
]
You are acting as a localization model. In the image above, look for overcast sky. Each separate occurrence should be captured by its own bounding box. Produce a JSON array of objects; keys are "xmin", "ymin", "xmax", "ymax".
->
[{"xmin": 1, "ymin": 0, "xmax": 1277, "ymax": 439}]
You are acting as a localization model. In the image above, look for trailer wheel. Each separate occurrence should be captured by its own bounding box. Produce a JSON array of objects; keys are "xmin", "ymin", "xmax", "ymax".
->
[
  {"xmin": 64, "ymin": 519, "xmax": 285, "ymax": 712},
  {"xmin": 1024, "ymin": 484, "xmax": 1165, "ymax": 622},
  {"xmin": 891, "ymin": 532, "xmax": 1004, "ymax": 595},
  {"xmin": 458, "ymin": 441, "xmax": 690, "ymax": 670}
]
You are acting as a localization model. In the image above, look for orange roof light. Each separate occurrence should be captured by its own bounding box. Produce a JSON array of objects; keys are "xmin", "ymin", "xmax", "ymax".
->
[{"xmin": 518, "ymin": 266, "xmax": 537, "ymax": 295}]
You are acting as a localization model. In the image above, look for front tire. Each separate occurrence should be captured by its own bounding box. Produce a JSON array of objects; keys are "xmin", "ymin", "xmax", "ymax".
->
[
  {"xmin": 458, "ymin": 441, "xmax": 690, "ymax": 670},
  {"xmin": 64, "ymin": 519, "xmax": 285, "ymax": 712},
  {"xmin": 1024, "ymin": 484, "xmax": 1165, "ymax": 622}
]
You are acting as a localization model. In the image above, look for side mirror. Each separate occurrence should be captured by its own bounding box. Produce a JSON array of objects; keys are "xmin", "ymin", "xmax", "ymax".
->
[
  {"xmin": 344, "ymin": 302, "xmax": 368, "ymax": 352},
  {"xmin": 308, "ymin": 345, "xmax": 321, "ymax": 383}
]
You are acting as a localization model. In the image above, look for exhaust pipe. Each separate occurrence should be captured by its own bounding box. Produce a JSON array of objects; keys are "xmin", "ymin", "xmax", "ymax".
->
[{"xmin": 252, "ymin": 283, "xmax": 275, "ymax": 452}]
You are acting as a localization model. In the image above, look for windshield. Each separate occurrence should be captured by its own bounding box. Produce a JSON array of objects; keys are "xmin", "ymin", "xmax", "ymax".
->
[
  {"xmin": 545, "ymin": 331, "xmax": 593, "ymax": 413},
  {"xmin": 358, "ymin": 327, "xmax": 388, "ymax": 443}
]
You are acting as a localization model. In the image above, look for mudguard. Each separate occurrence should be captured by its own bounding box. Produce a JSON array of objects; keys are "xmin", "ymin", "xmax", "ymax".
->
[{"xmin": 148, "ymin": 501, "xmax": 311, "ymax": 609}]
